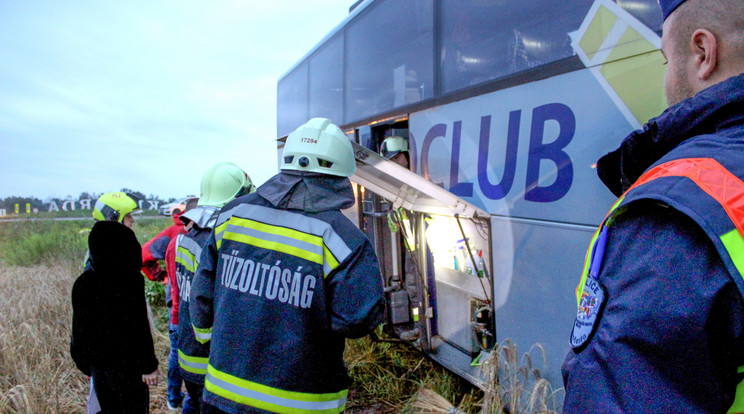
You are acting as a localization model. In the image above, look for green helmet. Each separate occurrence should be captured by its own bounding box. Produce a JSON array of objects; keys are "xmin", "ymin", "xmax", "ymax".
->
[
  {"xmin": 198, "ymin": 162, "xmax": 255, "ymax": 207},
  {"xmin": 282, "ymin": 118, "xmax": 356, "ymax": 177},
  {"xmin": 380, "ymin": 136, "xmax": 409, "ymax": 160},
  {"xmin": 92, "ymin": 192, "xmax": 142, "ymax": 222}
]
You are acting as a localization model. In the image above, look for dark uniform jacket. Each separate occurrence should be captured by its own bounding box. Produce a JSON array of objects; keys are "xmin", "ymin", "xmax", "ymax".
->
[
  {"xmin": 190, "ymin": 171, "xmax": 385, "ymax": 414},
  {"xmin": 71, "ymin": 221, "xmax": 158, "ymax": 377},
  {"xmin": 175, "ymin": 206, "xmax": 217, "ymax": 385},
  {"xmin": 562, "ymin": 74, "xmax": 744, "ymax": 412}
]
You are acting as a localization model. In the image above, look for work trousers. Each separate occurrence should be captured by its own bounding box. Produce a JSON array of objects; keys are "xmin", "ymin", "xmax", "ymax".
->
[
  {"xmin": 183, "ymin": 380, "xmax": 204, "ymax": 414},
  {"xmin": 91, "ymin": 367, "xmax": 149, "ymax": 414}
]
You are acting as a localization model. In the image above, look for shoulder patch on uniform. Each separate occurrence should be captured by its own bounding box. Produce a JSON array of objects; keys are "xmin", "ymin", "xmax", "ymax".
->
[{"xmin": 570, "ymin": 275, "xmax": 605, "ymax": 350}]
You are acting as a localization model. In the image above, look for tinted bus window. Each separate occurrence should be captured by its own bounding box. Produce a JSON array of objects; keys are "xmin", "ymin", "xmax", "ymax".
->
[
  {"xmin": 616, "ymin": 0, "xmax": 662, "ymax": 32},
  {"xmin": 440, "ymin": 0, "xmax": 593, "ymax": 94},
  {"xmin": 345, "ymin": 0, "xmax": 434, "ymax": 122},
  {"xmin": 309, "ymin": 34, "xmax": 343, "ymax": 125},
  {"xmin": 277, "ymin": 62, "xmax": 308, "ymax": 138},
  {"xmin": 439, "ymin": 0, "xmax": 662, "ymax": 95}
]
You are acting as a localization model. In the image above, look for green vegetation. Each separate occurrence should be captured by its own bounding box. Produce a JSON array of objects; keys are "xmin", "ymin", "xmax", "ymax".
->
[{"xmin": 0, "ymin": 216, "xmax": 171, "ymax": 268}]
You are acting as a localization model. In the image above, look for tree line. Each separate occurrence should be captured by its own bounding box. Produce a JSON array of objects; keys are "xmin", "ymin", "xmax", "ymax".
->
[{"xmin": 0, "ymin": 189, "xmax": 177, "ymax": 213}]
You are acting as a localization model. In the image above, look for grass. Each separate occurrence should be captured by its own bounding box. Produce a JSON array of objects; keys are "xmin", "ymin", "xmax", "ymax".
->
[
  {"xmin": 0, "ymin": 218, "xmax": 560, "ymax": 413},
  {"xmin": 344, "ymin": 332, "xmax": 481, "ymax": 413}
]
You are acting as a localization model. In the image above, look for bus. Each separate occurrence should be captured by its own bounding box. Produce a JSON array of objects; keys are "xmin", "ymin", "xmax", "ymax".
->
[{"xmin": 277, "ymin": 0, "xmax": 666, "ymax": 405}]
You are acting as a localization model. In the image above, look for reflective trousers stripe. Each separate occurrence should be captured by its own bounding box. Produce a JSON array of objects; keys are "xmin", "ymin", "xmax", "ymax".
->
[
  {"xmin": 205, "ymin": 365, "xmax": 346, "ymax": 414},
  {"xmin": 178, "ymin": 349, "xmax": 208, "ymax": 375}
]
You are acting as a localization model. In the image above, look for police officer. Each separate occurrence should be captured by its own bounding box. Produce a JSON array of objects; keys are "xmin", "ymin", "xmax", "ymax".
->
[
  {"xmin": 174, "ymin": 162, "xmax": 255, "ymax": 414},
  {"xmin": 190, "ymin": 118, "xmax": 385, "ymax": 414},
  {"xmin": 562, "ymin": 0, "xmax": 744, "ymax": 412}
]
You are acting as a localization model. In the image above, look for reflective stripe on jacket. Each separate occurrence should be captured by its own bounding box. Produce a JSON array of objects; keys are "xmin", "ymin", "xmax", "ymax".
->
[
  {"xmin": 189, "ymin": 192, "xmax": 384, "ymax": 414},
  {"xmin": 176, "ymin": 228, "xmax": 211, "ymax": 384}
]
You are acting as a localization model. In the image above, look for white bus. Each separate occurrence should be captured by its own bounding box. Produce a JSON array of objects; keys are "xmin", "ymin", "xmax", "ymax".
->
[{"xmin": 277, "ymin": 0, "xmax": 666, "ymax": 404}]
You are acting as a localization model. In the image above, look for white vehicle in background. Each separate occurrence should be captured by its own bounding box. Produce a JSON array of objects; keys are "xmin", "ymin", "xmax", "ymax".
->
[
  {"xmin": 277, "ymin": 0, "xmax": 665, "ymax": 407},
  {"xmin": 159, "ymin": 196, "xmax": 198, "ymax": 216}
]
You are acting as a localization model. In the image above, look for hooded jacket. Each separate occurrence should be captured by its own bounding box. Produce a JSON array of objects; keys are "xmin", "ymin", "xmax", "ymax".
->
[
  {"xmin": 71, "ymin": 221, "xmax": 158, "ymax": 377},
  {"xmin": 562, "ymin": 74, "xmax": 744, "ymax": 412},
  {"xmin": 190, "ymin": 171, "xmax": 385, "ymax": 414}
]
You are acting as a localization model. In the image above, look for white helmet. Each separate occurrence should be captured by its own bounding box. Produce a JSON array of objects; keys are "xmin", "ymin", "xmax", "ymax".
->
[
  {"xmin": 380, "ymin": 136, "xmax": 409, "ymax": 160},
  {"xmin": 282, "ymin": 118, "xmax": 356, "ymax": 177},
  {"xmin": 198, "ymin": 162, "xmax": 255, "ymax": 207}
]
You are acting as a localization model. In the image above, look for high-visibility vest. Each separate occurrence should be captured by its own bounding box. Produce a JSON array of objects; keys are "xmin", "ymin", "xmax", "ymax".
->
[{"xmin": 575, "ymin": 158, "xmax": 744, "ymax": 413}]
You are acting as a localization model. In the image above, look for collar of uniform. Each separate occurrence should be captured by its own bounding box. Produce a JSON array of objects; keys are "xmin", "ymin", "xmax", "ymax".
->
[
  {"xmin": 596, "ymin": 73, "xmax": 744, "ymax": 197},
  {"xmin": 180, "ymin": 205, "xmax": 220, "ymax": 230},
  {"xmin": 257, "ymin": 170, "xmax": 355, "ymax": 213}
]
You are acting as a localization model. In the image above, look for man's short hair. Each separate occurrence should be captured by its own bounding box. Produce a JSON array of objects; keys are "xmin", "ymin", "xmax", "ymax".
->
[{"xmin": 668, "ymin": 0, "xmax": 744, "ymax": 58}]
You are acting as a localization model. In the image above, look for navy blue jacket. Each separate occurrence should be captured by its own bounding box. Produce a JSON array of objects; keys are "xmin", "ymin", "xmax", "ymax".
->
[
  {"xmin": 563, "ymin": 74, "xmax": 744, "ymax": 412},
  {"xmin": 175, "ymin": 211, "xmax": 214, "ymax": 385},
  {"xmin": 189, "ymin": 171, "xmax": 385, "ymax": 414}
]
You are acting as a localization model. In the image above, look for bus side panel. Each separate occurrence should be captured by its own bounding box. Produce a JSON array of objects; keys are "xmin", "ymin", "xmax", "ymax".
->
[
  {"xmin": 408, "ymin": 68, "xmax": 639, "ymax": 226},
  {"xmin": 491, "ymin": 216, "xmax": 592, "ymax": 397}
]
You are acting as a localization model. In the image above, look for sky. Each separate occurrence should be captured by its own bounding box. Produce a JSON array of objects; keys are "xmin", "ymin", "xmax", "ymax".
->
[{"xmin": 0, "ymin": 0, "xmax": 355, "ymax": 200}]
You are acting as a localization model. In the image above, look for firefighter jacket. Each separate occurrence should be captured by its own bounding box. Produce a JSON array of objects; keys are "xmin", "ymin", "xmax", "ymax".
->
[
  {"xmin": 71, "ymin": 221, "xmax": 158, "ymax": 377},
  {"xmin": 563, "ymin": 73, "xmax": 744, "ymax": 413},
  {"xmin": 189, "ymin": 171, "xmax": 385, "ymax": 414},
  {"xmin": 175, "ymin": 206, "xmax": 219, "ymax": 385}
]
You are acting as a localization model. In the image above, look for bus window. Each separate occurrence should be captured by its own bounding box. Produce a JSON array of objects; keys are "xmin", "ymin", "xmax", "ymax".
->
[
  {"xmin": 345, "ymin": 0, "xmax": 434, "ymax": 122},
  {"xmin": 438, "ymin": 0, "xmax": 661, "ymax": 95},
  {"xmin": 309, "ymin": 34, "xmax": 343, "ymax": 124},
  {"xmin": 616, "ymin": 0, "xmax": 662, "ymax": 32},
  {"xmin": 277, "ymin": 61, "xmax": 308, "ymax": 137},
  {"xmin": 440, "ymin": 0, "xmax": 594, "ymax": 94}
]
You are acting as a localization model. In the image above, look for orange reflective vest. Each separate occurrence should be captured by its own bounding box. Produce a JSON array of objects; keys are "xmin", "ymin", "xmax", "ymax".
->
[{"xmin": 576, "ymin": 157, "xmax": 744, "ymax": 413}]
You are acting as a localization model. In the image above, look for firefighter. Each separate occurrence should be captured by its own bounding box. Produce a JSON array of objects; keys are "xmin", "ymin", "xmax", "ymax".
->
[
  {"xmin": 379, "ymin": 135, "xmax": 413, "ymax": 235},
  {"xmin": 174, "ymin": 162, "xmax": 255, "ymax": 414},
  {"xmin": 141, "ymin": 210, "xmax": 184, "ymax": 283},
  {"xmin": 139, "ymin": 207, "xmax": 187, "ymax": 410},
  {"xmin": 190, "ymin": 118, "xmax": 385, "ymax": 414},
  {"xmin": 85, "ymin": 192, "xmax": 143, "ymax": 271},
  {"xmin": 91, "ymin": 191, "xmax": 141, "ymax": 227},
  {"xmin": 379, "ymin": 135, "xmax": 409, "ymax": 168},
  {"xmin": 562, "ymin": 0, "xmax": 744, "ymax": 412}
]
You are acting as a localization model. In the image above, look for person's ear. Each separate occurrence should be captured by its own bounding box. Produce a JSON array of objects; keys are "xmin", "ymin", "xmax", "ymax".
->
[{"xmin": 691, "ymin": 28, "xmax": 718, "ymax": 81}]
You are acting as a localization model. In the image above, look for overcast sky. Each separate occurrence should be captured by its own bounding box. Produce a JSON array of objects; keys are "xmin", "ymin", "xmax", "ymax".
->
[{"xmin": 0, "ymin": 0, "xmax": 353, "ymax": 200}]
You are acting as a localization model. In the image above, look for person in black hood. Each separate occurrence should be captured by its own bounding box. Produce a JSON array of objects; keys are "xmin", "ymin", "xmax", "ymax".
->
[{"xmin": 71, "ymin": 220, "xmax": 159, "ymax": 413}]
